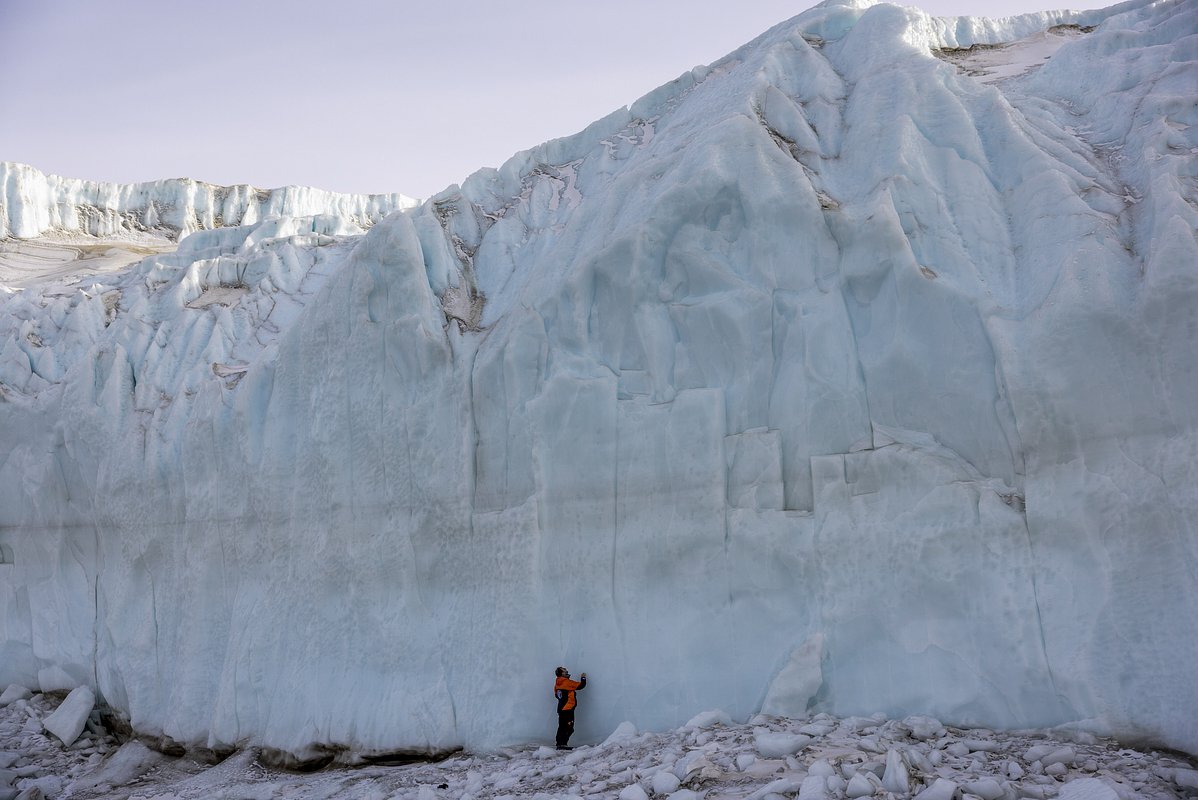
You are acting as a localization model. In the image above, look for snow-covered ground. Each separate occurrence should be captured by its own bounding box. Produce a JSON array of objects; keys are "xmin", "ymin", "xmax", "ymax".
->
[{"xmin": 2, "ymin": 688, "xmax": 1196, "ymax": 800}]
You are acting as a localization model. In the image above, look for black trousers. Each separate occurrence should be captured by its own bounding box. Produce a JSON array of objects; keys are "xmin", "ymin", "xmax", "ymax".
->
[{"xmin": 556, "ymin": 709, "xmax": 575, "ymax": 748}]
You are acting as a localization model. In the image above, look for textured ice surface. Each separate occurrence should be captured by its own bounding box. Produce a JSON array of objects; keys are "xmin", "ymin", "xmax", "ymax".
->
[{"xmin": 2, "ymin": 0, "xmax": 1197, "ymax": 761}]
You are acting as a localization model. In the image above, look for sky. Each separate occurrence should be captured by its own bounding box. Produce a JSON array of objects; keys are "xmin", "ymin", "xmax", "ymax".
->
[{"xmin": 2, "ymin": 0, "xmax": 1112, "ymax": 200}]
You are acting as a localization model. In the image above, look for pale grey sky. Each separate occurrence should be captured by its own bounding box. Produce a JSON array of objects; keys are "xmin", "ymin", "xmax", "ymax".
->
[{"xmin": 1, "ymin": 0, "xmax": 1111, "ymax": 199}]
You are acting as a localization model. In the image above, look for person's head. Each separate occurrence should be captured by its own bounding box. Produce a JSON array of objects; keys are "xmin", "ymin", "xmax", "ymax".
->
[{"xmin": 555, "ymin": 666, "xmax": 569, "ymax": 678}]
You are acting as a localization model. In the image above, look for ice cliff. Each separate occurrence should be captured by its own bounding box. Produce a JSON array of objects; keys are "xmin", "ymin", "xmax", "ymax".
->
[
  {"xmin": 0, "ymin": 162, "xmax": 416, "ymax": 241},
  {"xmin": 1, "ymin": 0, "xmax": 1196, "ymax": 762}
]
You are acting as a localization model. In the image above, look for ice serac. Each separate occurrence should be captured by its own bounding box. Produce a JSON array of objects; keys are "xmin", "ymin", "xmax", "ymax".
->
[{"xmin": 2, "ymin": 0, "xmax": 1197, "ymax": 759}]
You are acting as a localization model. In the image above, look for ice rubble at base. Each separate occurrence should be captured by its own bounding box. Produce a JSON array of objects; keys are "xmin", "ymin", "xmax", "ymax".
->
[
  {"xmin": 1, "ymin": 0, "xmax": 1197, "ymax": 765},
  {"xmin": 1, "ymin": 688, "xmax": 1195, "ymax": 800}
]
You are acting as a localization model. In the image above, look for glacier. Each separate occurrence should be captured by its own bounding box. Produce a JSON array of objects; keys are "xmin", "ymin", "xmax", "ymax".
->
[
  {"xmin": 1, "ymin": 0, "xmax": 1196, "ymax": 764},
  {"xmin": 0, "ymin": 161, "xmax": 416, "ymax": 241}
]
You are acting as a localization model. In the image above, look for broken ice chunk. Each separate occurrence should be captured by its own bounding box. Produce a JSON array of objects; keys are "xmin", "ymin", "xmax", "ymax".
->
[
  {"xmin": 798, "ymin": 775, "xmax": 829, "ymax": 800},
  {"xmin": 754, "ymin": 731, "xmax": 812, "ymax": 758},
  {"xmin": 846, "ymin": 771, "xmax": 880, "ymax": 798},
  {"xmin": 914, "ymin": 778, "xmax": 958, "ymax": 800},
  {"xmin": 901, "ymin": 715, "xmax": 945, "ymax": 740},
  {"xmin": 652, "ymin": 771, "xmax": 681, "ymax": 795},
  {"xmin": 41, "ymin": 686, "xmax": 94, "ymax": 747},
  {"xmin": 604, "ymin": 721, "xmax": 638, "ymax": 745},
  {"xmin": 1057, "ymin": 777, "xmax": 1119, "ymax": 800},
  {"xmin": 882, "ymin": 749, "xmax": 910, "ymax": 794},
  {"xmin": 963, "ymin": 778, "xmax": 1007, "ymax": 800},
  {"xmin": 684, "ymin": 710, "xmax": 732, "ymax": 729}
]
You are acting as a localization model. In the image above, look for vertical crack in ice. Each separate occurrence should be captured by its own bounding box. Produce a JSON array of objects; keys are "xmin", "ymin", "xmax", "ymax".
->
[
  {"xmin": 838, "ymin": 287, "xmax": 876, "ymax": 451},
  {"xmin": 455, "ymin": 347, "xmax": 483, "ymax": 739},
  {"xmin": 985, "ymin": 326, "xmax": 1027, "ymax": 487},
  {"xmin": 465, "ymin": 338, "xmax": 482, "ymax": 515},
  {"xmin": 400, "ymin": 406, "xmax": 417, "ymax": 543},
  {"xmin": 1019, "ymin": 510, "xmax": 1061, "ymax": 702},
  {"xmin": 92, "ymin": 524, "xmax": 101, "ymax": 697},
  {"xmin": 722, "ymin": 445, "xmax": 733, "ymax": 608},
  {"xmin": 611, "ymin": 398, "xmax": 627, "ymax": 691},
  {"xmin": 147, "ymin": 567, "xmax": 162, "ymax": 691}
]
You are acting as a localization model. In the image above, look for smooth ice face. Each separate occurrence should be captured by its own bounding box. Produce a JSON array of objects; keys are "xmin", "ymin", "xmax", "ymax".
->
[{"xmin": 2, "ymin": 0, "xmax": 1197, "ymax": 760}]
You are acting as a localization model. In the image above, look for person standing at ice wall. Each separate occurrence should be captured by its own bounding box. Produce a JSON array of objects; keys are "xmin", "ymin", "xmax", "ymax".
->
[{"xmin": 553, "ymin": 666, "xmax": 587, "ymax": 749}]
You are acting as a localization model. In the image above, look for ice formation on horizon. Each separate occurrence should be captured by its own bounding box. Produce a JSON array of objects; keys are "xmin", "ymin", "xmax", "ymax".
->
[{"xmin": 0, "ymin": 161, "xmax": 417, "ymax": 241}]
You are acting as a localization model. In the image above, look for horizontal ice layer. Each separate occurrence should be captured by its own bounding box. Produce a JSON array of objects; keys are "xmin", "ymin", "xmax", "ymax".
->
[
  {"xmin": 0, "ymin": 161, "xmax": 417, "ymax": 241},
  {"xmin": 1, "ymin": 0, "xmax": 1196, "ymax": 761}
]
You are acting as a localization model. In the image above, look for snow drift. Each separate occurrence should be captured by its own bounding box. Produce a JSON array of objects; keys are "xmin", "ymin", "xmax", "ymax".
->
[{"xmin": 1, "ymin": 0, "xmax": 1196, "ymax": 761}]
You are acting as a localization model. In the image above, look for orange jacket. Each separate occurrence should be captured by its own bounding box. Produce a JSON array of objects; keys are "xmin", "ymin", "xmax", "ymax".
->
[{"xmin": 554, "ymin": 675, "xmax": 586, "ymax": 711}]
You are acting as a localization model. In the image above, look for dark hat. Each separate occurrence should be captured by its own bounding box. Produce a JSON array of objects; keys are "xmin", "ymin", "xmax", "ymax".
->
[{"xmin": 555, "ymin": 666, "xmax": 567, "ymax": 677}]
